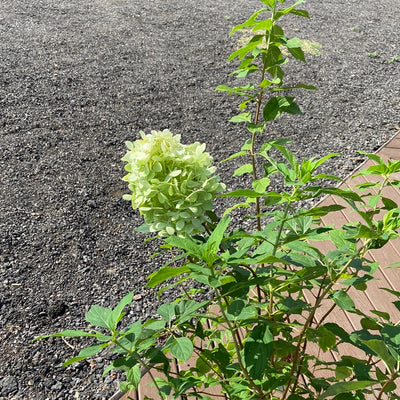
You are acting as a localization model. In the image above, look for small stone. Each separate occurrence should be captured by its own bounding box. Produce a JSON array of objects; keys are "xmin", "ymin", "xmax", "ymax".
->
[
  {"xmin": 1, "ymin": 376, "xmax": 18, "ymax": 396},
  {"xmin": 43, "ymin": 378, "xmax": 54, "ymax": 389},
  {"xmin": 51, "ymin": 381, "xmax": 63, "ymax": 391}
]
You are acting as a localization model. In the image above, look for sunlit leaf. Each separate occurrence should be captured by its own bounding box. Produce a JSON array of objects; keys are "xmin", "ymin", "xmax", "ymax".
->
[{"xmin": 169, "ymin": 337, "xmax": 193, "ymax": 362}]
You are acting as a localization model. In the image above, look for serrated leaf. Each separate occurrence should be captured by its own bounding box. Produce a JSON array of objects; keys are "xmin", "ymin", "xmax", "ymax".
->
[
  {"xmin": 330, "ymin": 290, "xmax": 355, "ymax": 311},
  {"xmin": 233, "ymin": 163, "xmax": 254, "ymax": 177},
  {"xmin": 370, "ymin": 310, "xmax": 390, "ymax": 321},
  {"xmin": 229, "ymin": 8, "xmax": 270, "ymax": 36},
  {"xmin": 169, "ymin": 337, "xmax": 193, "ymax": 362},
  {"xmin": 244, "ymin": 324, "xmax": 273, "ymax": 380},
  {"xmin": 110, "ymin": 292, "xmax": 134, "ymax": 330},
  {"xmin": 196, "ymin": 355, "xmax": 211, "ymax": 375},
  {"xmin": 219, "ymin": 189, "xmax": 267, "ymax": 198},
  {"xmin": 361, "ymin": 339, "xmax": 396, "ymax": 370},
  {"xmin": 252, "ymin": 177, "xmax": 271, "ymax": 193},
  {"xmin": 263, "ymin": 96, "xmax": 302, "ymax": 121},
  {"xmin": 86, "ymin": 305, "xmax": 113, "ymax": 330},
  {"xmin": 126, "ymin": 365, "xmax": 141, "ymax": 389},
  {"xmin": 318, "ymin": 381, "xmax": 376, "ymax": 399},
  {"xmin": 205, "ymin": 216, "xmax": 230, "ymax": 255},
  {"xmin": 230, "ymin": 112, "xmax": 251, "ymax": 123},
  {"xmin": 164, "ymin": 235, "xmax": 203, "ymax": 258},
  {"xmin": 289, "ymin": 9, "xmax": 309, "ymax": 18},
  {"xmin": 318, "ymin": 326, "xmax": 336, "ymax": 352},
  {"xmin": 63, "ymin": 343, "xmax": 108, "ymax": 366},
  {"xmin": 335, "ymin": 366, "xmax": 353, "ymax": 380},
  {"xmin": 147, "ymin": 265, "xmax": 190, "ymax": 288},
  {"xmin": 34, "ymin": 330, "xmax": 98, "ymax": 340},
  {"xmin": 247, "ymin": 123, "xmax": 265, "ymax": 134},
  {"xmin": 221, "ymin": 150, "xmax": 248, "ymax": 163}
]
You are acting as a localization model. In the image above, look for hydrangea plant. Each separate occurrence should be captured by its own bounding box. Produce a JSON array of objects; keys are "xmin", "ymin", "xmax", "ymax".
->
[{"xmin": 121, "ymin": 129, "xmax": 225, "ymax": 237}]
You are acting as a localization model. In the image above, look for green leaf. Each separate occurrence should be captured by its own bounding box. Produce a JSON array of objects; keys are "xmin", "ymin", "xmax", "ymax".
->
[
  {"xmin": 288, "ymin": 47, "xmax": 306, "ymax": 62},
  {"xmin": 244, "ymin": 324, "xmax": 273, "ymax": 380},
  {"xmin": 196, "ymin": 355, "xmax": 211, "ymax": 375},
  {"xmin": 273, "ymin": 83, "xmax": 317, "ymax": 91},
  {"xmin": 179, "ymin": 300, "xmax": 209, "ymax": 323},
  {"xmin": 226, "ymin": 303, "xmax": 258, "ymax": 320},
  {"xmin": 361, "ymin": 339, "xmax": 396, "ymax": 370},
  {"xmin": 219, "ymin": 189, "xmax": 268, "ymax": 198},
  {"xmin": 126, "ymin": 364, "xmax": 141, "ymax": 389},
  {"xmin": 252, "ymin": 177, "xmax": 271, "ymax": 193},
  {"xmin": 263, "ymin": 191, "xmax": 284, "ymax": 205},
  {"xmin": 370, "ymin": 310, "xmax": 390, "ymax": 321},
  {"xmin": 318, "ymin": 326, "xmax": 336, "ymax": 352},
  {"xmin": 263, "ymin": 96, "xmax": 302, "ymax": 121},
  {"xmin": 318, "ymin": 381, "xmax": 376, "ymax": 399},
  {"xmin": 229, "ymin": 8, "xmax": 270, "ymax": 36},
  {"xmin": 275, "ymin": 0, "xmax": 307, "ymax": 19},
  {"xmin": 227, "ymin": 299, "xmax": 245, "ymax": 317},
  {"xmin": 86, "ymin": 305, "xmax": 113, "ymax": 331},
  {"xmin": 382, "ymin": 197, "xmax": 398, "ymax": 210},
  {"xmin": 157, "ymin": 303, "xmax": 176, "ymax": 323},
  {"xmin": 286, "ymin": 39, "xmax": 306, "ymax": 62},
  {"xmin": 205, "ymin": 216, "xmax": 231, "ymax": 255},
  {"xmin": 34, "ymin": 330, "xmax": 98, "ymax": 340},
  {"xmin": 233, "ymin": 164, "xmax": 253, "ymax": 177},
  {"xmin": 357, "ymin": 151, "xmax": 384, "ymax": 165},
  {"xmin": 164, "ymin": 235, "xmax": 204, "ymax": 258},
  {"xmin": 230, "ymin": 112, "xmax": 251, "ymax": 123},
  {"xmin": 360, "ymin": 317, "xmax": 380, "ymax": 331},
  {"xmin": 330, "ymin": 290, "xmax": 355, "ymax": 311},
  {"xmin": 289, "ymin": 9, "xmax": 309, "ymax": 18},
  {"xmin": 123, "ymin": 320, "xmax": 143, "ymax": 339},
  {"xmin": 260, "ymin": 77, "xmax": 281, "ymax": 88},
  {"xmin": 221, "ymin": 150, "xmax": 248, "ymax": 163},
  {"xmin": 110, "ymin": 292, "xmax": 134, "ymax": 330},
  {"xmin": 247, "ymin": 123, "xmax": 266, "ymax": 135},
  {"xmin": 381, "ymin": 325, "xmax": 400, "ymax": 359},
  {"xmin": 335, "ymin": 366, "xmax": 353, "ymax": 381},
  {"xmin": 147, "ymin": 265, "xmax": 190, "ymax": 288},
  {"xmin": 298, "ymin": 204, "xmax": 345, "ymax": 217},
  {"xmin": 63, "ymin": 343, "xmax": 108, "ymax": 366},
  {"xmin": 169, "ymin": 337, "xmax": 193, "ymax": 362},
  {"xmin": 271, "ymin": 141, "xmax": 299, "ymax": 172},
  {"xmin": 215, "ymin": 84, "xmax": 234, "ymax": 93}
]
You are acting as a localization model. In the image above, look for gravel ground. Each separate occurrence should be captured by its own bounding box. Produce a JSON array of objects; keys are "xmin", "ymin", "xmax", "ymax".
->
[{"xmin": 1, "ymin": 0, "xmax": 399, "ymax": 399}]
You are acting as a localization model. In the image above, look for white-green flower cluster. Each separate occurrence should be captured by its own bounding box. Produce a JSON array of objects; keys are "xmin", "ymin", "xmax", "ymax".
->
[{"xmin": 122, "ymin": 129, "xmax": 225, "ymax": 237}]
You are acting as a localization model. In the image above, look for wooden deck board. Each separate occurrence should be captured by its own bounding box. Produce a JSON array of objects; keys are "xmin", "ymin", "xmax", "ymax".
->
[{"xmin": 114, "ymin": 132, "xmax": 400, "ymax": 400}]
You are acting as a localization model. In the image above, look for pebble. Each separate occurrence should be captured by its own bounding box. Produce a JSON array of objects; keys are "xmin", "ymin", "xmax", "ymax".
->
[{"xmin": 1, "ymin": 376, "xmax": 18, "ymax": 396}]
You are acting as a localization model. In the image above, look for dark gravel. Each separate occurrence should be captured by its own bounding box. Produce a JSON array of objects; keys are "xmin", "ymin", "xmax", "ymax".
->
[{"xmin": 1, "ymin": 0, "xmax": 399, "ymax": 399}]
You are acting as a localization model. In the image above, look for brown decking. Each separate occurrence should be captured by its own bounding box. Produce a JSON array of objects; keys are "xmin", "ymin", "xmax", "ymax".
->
[{"xmin": 114, "ymin": 132, "xmax": 400, "ymax": 400}]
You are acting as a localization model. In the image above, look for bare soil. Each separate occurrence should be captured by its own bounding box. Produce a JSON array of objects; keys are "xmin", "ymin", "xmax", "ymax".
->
[{"xmin": 1, "ymin": 0, "xmax": 399, "ymax": 398}]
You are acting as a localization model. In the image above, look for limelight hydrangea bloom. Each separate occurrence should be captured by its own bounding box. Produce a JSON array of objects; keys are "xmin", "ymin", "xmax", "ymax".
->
[{"xmin": 122, "ymin": 129, "xmax": 225, "ymax": 237}]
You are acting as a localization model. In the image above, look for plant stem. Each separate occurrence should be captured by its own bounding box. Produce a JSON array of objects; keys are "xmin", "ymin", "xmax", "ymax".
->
[
  {"xmin": 377, "ymin": 374, "xmax": 397, "ymax": 400},
  {"xmin": 216, "ymin": 291, "xmax": 267, "ymax": 400},
  {"xmin": 280, "ymin": 244, "xmax": 371, "ymax": 400},
  {"xmin": 209, "ymin": 265, "xmax": 267, "ymax": 399},
  {"xmin": 114, "ymin": 337, "xmax": 163, "ymax": 398},
  {"xmin": 250, "ymin": 9, "xmax": 274, "ymax": 232},
  {"xmin": 269, "ymin": 197, "xmax": 295, "ymax": 315},
  {"xmin": 169, "ymin": 247, "xmax": 192, "ymax": 299}
]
